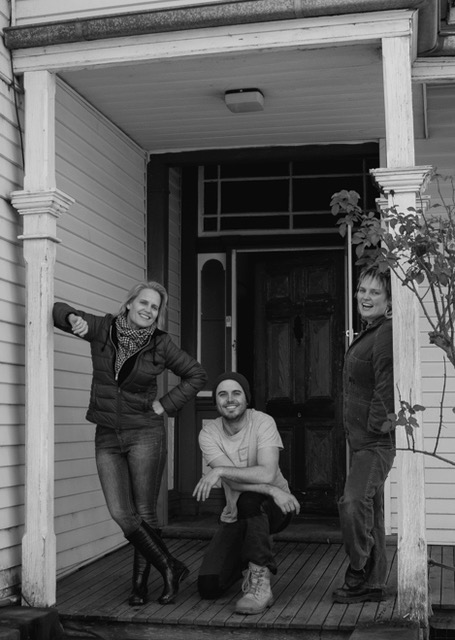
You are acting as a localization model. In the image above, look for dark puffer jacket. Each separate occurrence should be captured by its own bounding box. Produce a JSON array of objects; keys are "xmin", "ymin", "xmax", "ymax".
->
[
  {"xmin": 53, "ymin": 302, "xmax": 207, "ymax": 429},
  {"xmin": 343, "ymin": 316, "xmax": 394, "ymax": 451}
]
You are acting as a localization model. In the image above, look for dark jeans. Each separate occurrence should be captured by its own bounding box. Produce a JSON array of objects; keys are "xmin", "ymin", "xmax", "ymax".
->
[
  {"xmin": 198, "ymin": 491, "xmax": 292, "ymax": 599},
  {"xmin": 338, "ymin": 447, "xmax": 395, "ymax": 588},
  {"xmin": 95, "ymin": 424, "xmax": 166, "ymax": 536}
]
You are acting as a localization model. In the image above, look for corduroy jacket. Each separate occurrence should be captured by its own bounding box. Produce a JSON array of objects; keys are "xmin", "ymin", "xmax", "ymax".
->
[
  {"xmin": 53, "ymin": 302, "xmax": 207, "ymax": 429},
  {"xmin": 343, "ymin": 316, "xmax": 394, "ymax": 451}
]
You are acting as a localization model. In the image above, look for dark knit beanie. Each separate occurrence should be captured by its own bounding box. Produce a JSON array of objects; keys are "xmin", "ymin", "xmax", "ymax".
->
[{"xmin": 212, "ymin": 372, "xmax": 251, "ymax": 405}]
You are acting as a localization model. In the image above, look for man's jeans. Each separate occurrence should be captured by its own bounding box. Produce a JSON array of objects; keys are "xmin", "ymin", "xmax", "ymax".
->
[
  {"xmin": 338, "ymin": 448, "xmax": 395, "ymax": 588},
  {"xmin": 198, "ymin": 492, "xmax": 292, "ymax": 599},
  {"xmin": 95, "ymin": 424, "xmax": 166, "ymax": 536}
]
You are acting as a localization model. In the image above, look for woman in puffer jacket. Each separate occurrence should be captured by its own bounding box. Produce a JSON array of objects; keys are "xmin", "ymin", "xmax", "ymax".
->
[
  {"xmin": 333, "ymin": 265, "xmax": 394, "ymax": 605},
  {"xmin": 53, "ymin": 281, "xmax": 207, "ymax": 606}
]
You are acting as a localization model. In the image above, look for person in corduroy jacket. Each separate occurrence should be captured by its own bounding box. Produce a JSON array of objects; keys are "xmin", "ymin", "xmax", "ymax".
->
[
  {"xmin": 53, "ymin": 281, "xmax": 207, "ymax": 607},
  {"xmin": 333, "ymin": 265, "xmax": 395, "ymax": 605}
]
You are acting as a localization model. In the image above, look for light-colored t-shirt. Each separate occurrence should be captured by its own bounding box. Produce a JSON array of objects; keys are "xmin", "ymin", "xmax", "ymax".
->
[{"xmin": 199, "ymin": 408, "xmax": 290, "ymax": 523}]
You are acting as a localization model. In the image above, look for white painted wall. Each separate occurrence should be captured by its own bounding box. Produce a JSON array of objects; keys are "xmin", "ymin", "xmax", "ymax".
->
[
  {"xmin": 12, "ymin": 0, "xmax": 242, "ymax": 26},
  {"xmin": 0, "ymin": 0, "xmax": 26, "ymax": 600},
  {"xmin": 53, "ymin": 79, "xmax": 147, "ymax": 576},
  {"xmin": 386, "ymin": 84, "xmax": 455, "ymax": 545},
  {"xmin": 414, "ymin": 84, "xmax": 455, "ymax": 545}
]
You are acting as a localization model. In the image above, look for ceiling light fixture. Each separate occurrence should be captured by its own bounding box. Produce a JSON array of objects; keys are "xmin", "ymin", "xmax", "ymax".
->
[{"xmin": 224, "ymin": 88, "xmax": 265, "ymax": 113}]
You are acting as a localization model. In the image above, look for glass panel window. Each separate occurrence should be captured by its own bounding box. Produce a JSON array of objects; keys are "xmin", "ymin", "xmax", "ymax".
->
[
  {"xmin": 200, "ymin": 258, "xmax": 225, "ymax": 391},
  {"xmin": 198, "ymin": 150, "xmax": 379, "ymax": 236}
]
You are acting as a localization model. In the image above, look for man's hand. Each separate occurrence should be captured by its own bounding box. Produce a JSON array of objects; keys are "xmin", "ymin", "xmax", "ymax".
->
[
  {"xmin": 68, "ymin": 314, "xmax": 88, "ymax": 337},
  {"xmin": 269, "ymin": 487, "xmax": 301, "ymax": 515},
  {"xmin": 193, "ymin": 467, "xmax": 222, "ymax": 502}
]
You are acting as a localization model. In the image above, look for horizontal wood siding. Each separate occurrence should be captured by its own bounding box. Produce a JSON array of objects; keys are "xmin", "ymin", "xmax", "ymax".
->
[
  {"xmin": 54, "ymin": 79, "xmax": 147, "ymax": 576},
  {"xmin": 0, "ymin": 0, "xmax": 25, "ymax": 599},
  {"xmin": 166, "ymin": 167, "xmax": 182, "ymax": 491},
  {"xmin": 407, "ymin": 84, "xmax": 455, "ymax": 545},
  {"xmin": 13, "ymin": 0, "xmax": 239, "ymax": 25}
]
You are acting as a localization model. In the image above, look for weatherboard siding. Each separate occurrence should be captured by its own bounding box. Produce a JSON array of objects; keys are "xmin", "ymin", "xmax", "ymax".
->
[
  {"xmin": 0, "ymin": 0, "xmax": 25, "ymax": 599},
  {"xmin": 407, "ymin": 83, "xmax": 455, "ymax": 545},
  {"xmin": 53, "ymin": 79, "xmax": 147, "ymax": 576}
]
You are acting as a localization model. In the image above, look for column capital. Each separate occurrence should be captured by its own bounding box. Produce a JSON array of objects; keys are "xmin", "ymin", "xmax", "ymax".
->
[
  {"xmin": 11, "ymin": 188, "xmax": 75, "ymax": 243},
  {"xmin": 375, "ymin": 195, "xmax": 431, "ymax": 215},
  {"xmin": 11, "ymin": 188, "xmax": 75, "ymax": 217},
  {"xmin": 370, "ymin": 166, "xmax": 434, "ymax": 195}
]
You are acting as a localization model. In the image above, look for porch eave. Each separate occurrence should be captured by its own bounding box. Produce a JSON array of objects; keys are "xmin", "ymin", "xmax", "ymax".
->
[{"xmin": 3, "ymin": 0, "xmax": 438, "ymax": 53}]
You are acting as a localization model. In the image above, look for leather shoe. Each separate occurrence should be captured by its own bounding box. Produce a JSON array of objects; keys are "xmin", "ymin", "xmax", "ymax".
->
[{"xmin": 332, "ymin": 584, "xmax": 385, "ymax": 604}]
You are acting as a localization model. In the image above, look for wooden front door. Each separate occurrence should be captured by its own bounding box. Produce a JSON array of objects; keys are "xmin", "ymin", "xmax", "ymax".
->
[{"xmin": 254, "ymin": 251, "xmax": 345, "ymax": 514}]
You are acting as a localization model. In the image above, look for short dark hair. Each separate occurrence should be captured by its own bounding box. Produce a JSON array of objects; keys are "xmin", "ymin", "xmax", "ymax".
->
[{"xmin": 356, "ymin": 265, "xmax": 391, "ymax": 302}]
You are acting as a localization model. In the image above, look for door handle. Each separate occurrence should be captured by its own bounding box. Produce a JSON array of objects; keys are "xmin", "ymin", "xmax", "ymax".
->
[{"xmin": 293, "ymin": 315, "xmax": 303, "ymax": 346}]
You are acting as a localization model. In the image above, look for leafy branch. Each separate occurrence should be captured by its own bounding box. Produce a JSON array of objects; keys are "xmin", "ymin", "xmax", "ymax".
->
[
  {"xmin": 330, "ymin": 173, "xmax": 455, "ymax": 368},
  {"xmin": 331, "ymin": 173, "xmax": 455, "ymax": 466}
]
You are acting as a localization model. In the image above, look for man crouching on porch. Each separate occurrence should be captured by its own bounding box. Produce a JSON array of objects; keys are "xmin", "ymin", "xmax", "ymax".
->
[{"xmin": 193, "ymin": 372, "xmax": 300, "ymax": 614}]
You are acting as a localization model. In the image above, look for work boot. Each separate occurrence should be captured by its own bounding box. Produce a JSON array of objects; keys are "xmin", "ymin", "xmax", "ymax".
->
[
  {"xmin": 235, "ymin": 562, "xmax": 273, "ymax": 614},
  {"xmin": 344, "ymin": 557, "xmax": 372, "ymax": 589}
]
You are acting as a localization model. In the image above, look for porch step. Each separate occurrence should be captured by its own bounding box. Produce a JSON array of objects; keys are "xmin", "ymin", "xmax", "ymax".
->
[
  {"xmin": 0, "ymin": 606, "xmax": 64, "ymax": 640},
  {"xmin": 430, "ymin": 609, "xmax": 455, "ymax": 639},
  {"xmin": 60, "ymin": 619, "xmax": 354, "ymax": 640},
  {"xmin": 350, "ymin": 627, "xmax": 419, "ymax": 639},
  {"xmin": 163, "ymin": 514, "xmax": 345, "ymax": 544}
]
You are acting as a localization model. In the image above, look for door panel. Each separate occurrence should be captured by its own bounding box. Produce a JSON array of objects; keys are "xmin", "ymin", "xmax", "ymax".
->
[{"xmin": 254, "ymin": 250, "xmax": 345, "ymax": 515}]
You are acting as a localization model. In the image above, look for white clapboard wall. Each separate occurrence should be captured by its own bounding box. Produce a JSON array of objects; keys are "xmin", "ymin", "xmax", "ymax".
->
[
  {"xmin": 13, "ymin": 0, "xmax": 240, "ymax": 25},
  {"xmin": 387, "ymin": 84, "xmax": 455, "ymax": 545},
  {"xmin": 53, "ymin": 78, "xmax": 147, "ymax": 576},
  {"xmin": 0, "ymin": 0, "xmax": 26, "ymax": 599},
  {"xmin": 414, "ymin": 84, "xmax": 455, "ymax": 545}
]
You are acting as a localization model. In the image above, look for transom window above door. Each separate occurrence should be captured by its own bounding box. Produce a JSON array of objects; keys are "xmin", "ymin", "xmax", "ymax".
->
[{"xmin": 198, "ymin": 154, "xmax": 378, "ymax": 236}]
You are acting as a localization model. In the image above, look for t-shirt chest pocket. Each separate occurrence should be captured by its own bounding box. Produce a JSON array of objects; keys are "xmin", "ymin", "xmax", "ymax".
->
[{"xmin": 238, "ymin": 446, "xmax": 249, "ymax": 464}]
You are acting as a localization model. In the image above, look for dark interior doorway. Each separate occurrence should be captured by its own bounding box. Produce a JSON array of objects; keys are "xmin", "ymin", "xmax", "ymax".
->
[{"xmin": 236, "ymin": 249, "xmax": 346, "ymax": 516}]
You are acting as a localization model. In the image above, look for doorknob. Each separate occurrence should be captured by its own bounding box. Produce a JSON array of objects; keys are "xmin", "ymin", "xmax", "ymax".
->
[{"xmin": 293, "ymin": 315, "xmax": 303, "ymax": 346}]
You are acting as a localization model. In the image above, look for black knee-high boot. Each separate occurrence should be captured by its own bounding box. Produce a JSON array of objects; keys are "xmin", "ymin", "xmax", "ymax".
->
[
  {"xmin": 129, "ymin": 549, "xmax": 151, "ymax": 606},
  {"xmin": 126, "ymin": 521, "xmax": 189, "ymax": 605}
]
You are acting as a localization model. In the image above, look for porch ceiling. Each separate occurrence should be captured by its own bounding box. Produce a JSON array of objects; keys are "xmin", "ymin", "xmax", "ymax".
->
[{"xmin": 58, "ymin": 42, "xmax": 424, "ymax": 154}]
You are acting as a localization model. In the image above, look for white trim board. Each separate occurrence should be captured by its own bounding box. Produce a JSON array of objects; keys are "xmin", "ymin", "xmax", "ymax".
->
[
  {"xmin": 12, "ymin": 10, "xmax": 417, "ymax": 73},
  {"xmin": 413, "ymin": 58, "xmax": 455, "ymax": 84}
]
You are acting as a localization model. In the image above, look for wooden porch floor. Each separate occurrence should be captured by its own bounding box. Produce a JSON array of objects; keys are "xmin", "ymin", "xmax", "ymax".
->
[{"xmin": 55, "ymin": 533, "xmax": 455, "ymax": 639}]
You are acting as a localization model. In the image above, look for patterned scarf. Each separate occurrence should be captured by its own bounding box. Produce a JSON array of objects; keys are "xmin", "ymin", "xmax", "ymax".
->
[{"xmin": 114, "ymin": 312, "xmax": 156, "ymax": 377}]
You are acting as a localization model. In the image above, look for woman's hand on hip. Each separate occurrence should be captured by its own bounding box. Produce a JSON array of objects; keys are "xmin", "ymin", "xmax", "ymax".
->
[{"xmin": 152, "ymin": 400, "xmax": 165, "ymax": 415}]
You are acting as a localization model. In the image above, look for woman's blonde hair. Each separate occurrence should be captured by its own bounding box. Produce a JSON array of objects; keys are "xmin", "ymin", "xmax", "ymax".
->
[{"xmin": 118, "ymin": 281, "xmax": 168, "ymax": 329}]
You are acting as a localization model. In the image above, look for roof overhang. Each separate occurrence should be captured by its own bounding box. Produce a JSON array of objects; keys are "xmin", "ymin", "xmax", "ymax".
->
[{"xmin": 9, "ymin": 10, "xmax": 425, "ymax": 153}]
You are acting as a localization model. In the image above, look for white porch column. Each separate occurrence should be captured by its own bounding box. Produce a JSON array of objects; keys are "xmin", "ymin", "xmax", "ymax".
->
[
  {"xmin": 377, "ymin": 33, "xmax": 432, "ymax": 627},
  {"xmin": 10, "ymin": 70, "xmax": 74, "ymax": 607},
  {"xmin": 371, "ymin": 164, "xmax": 432, "ymax": 627}
]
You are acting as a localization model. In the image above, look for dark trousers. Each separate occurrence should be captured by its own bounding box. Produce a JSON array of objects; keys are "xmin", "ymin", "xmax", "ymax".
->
[
  {"xmin": 198, "ymin": 491, "xmax": 292, "ymax": 599},
  {"xmin": 338, "ymin": 448, "xmax": 395, "ymax": 588}
]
